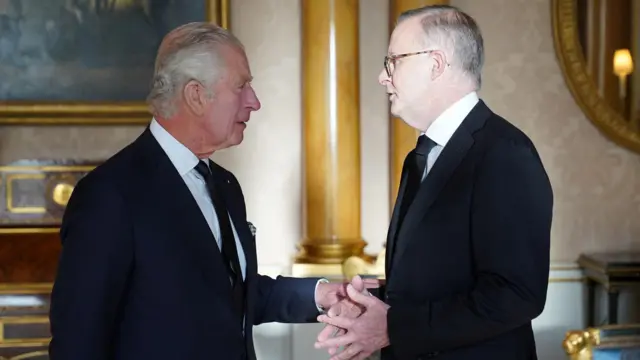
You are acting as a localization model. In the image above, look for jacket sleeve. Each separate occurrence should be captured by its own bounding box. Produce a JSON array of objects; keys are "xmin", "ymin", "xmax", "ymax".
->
[
  {"xmin": 252, "ymin": 276, "xmax": 322, "ymax": 325},
  {"xmin": 386, "ymin": 140, "xmax": 553, "ymax": 358},
  {"xmin": 49, "ymin": 177, "xmax": 134, "ymax": 360},
  {"xmin": 368, "ymin": 283, "xmax": 386, "ymax": 300}
]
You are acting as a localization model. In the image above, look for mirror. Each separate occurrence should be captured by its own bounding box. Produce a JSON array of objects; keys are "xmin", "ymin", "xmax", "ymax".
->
[{"xmin": 552, "ymin": 0, "xmax": 640, "ymax": 153}]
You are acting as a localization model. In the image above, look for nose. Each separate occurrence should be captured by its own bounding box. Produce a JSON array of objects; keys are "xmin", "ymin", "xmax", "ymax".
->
[
  {"xmin": 378, "ymin": 68, "xmax": 390, "ymax": 86},
  {"xmin": 247, "ymin": 86, "xmax": 261, "ymax": 111}
]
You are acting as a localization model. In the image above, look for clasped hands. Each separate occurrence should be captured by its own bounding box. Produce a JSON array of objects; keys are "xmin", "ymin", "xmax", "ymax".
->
[{"xmin": 315, "ymin": 276, "xmax": 391, "ymax": 360}]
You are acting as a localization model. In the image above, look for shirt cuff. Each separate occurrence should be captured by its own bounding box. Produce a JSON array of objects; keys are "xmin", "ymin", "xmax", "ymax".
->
[{"xmin": 314, "ymin": 278, "xmax": 330, "ymax": 313}]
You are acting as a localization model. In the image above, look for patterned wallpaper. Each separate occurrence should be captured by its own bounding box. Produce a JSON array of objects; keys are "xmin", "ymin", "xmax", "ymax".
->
[{"xmin": 0, "ymin": 0, "xmax": 638, "ymax": 262}]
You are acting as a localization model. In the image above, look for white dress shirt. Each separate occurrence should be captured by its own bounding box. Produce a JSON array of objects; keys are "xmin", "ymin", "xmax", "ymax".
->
[
  {"xmin": 149, "ymin": 119, "xmax": 247, "ymax": 280},
  {"xmin": 421, "ymin": 91, "xmax": 480, "ymax": 180}
]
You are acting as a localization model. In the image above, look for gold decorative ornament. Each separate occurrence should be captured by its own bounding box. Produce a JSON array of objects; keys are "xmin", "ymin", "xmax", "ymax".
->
[
  {"xmin": 563, "ymin": 329, "xmax": 598, "ymax": 358},
  {"xmin": 52, "ymin": 183, "xmax": 74, "ymax": 207},
  {"xmin": 562, "ymin": 324, "xmax": 640, "ymax": 359}
]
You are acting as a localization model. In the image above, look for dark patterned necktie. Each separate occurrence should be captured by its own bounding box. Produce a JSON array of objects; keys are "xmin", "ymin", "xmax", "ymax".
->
[
  {"xmin": 194, "ymin": 160, "xmax": 245, "ymax": 318},
  {"xmin": 397, "ymin": 135, "xmax": 437, "ymax": 227}
]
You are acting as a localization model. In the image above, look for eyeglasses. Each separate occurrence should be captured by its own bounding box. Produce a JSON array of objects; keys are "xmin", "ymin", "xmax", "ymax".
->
[{"xmin": 384, "ymin": 50, "xmax": 449, "ymax": 77}]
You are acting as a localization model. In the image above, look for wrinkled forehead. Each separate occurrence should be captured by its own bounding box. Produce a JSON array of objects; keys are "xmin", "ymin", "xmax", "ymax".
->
[
  {"xmin": 389, "ymin": 17, "xmax": 424, "ymax": 54},
  {"xmin": 221, "ymin": 45, "xmax": 253, "ymax": 83}
]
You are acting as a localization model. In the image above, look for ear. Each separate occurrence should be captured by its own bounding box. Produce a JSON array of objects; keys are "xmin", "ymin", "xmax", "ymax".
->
[
  {"xmin": 430, "ymin": 50, "xmax": 448, "ymax": 80},
  {"xmin": 183, "ymin": 80, "xmax": 208, "ymax": 116}
]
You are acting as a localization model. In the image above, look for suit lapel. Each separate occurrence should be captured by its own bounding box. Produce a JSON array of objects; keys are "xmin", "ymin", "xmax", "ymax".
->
[
  {"xmin": 136, "ymin": 129, "xmax": 234, "ymax": 298},
  {"xmin": 400, "ymin": 129, "xmax": 473, "ymax": 237},
  {"xmin": 386, "ymin": 154, "xmax": 411, "ymax": 275},
  {"xmin": 389, "ymin": 101, "xmax": 491, "ymax": 269}
]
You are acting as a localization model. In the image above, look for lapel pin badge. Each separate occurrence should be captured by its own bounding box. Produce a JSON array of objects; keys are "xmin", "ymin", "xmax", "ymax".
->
[{"xmin": 247, "ymin": 222, "xmax": 256, "ymax": 237}]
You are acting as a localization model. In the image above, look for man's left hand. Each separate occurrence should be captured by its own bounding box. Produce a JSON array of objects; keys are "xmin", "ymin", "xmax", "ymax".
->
[
  {"xmin": 314, "ymin": 276, "xmax": 379, "ymax": 311},
  {"xmin": 315, "ymin": 284, "xmax": 391, "ymax": 360},
  {"xmin": 316, "ymin": 276, "xmax": 375, "ymax": 356}
]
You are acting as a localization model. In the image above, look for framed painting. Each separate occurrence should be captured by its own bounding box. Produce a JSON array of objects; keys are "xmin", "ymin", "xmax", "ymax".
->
[{"xmin": 0, "ymin": 0, "xmax": 229, "ymax": 125}]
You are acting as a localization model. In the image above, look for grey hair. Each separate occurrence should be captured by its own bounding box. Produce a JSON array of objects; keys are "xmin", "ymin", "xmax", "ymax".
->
[
  {"xmin": 146, "ymin": 22, "xmax": 244, "ymax": 118},
  {"xmin": 399, "ymin": 5, "xmax": 484, "ymax": 89}
]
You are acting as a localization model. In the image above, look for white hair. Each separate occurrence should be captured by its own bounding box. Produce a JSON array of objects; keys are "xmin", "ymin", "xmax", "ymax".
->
[
  {"xmin": 146, "ymin": 22, "xmax": 243, "ymax": 118},
  {"xmin": 399, "ymin": 5, "xmax": 485, "ymax": 89}
]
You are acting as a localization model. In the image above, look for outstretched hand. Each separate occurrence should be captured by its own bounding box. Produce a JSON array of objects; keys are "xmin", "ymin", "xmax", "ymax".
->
[
  {"xmin": 314, "ymin": 276, "xmax": 379, "ymax": 311},
  {"xmin": 316, "ymin": 276, "xmax": 373, "ymax": 356},
  {"xmin": 315, "ymin": 283, "xmax": 390, "ymax": 360}
]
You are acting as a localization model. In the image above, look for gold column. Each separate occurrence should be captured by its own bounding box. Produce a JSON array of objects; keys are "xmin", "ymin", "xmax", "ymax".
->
[
  {"xmin": 208, "ymin": 0, "xmax": 230, "ymax": 29},
  {"xmin": 389, "ymin": 0, "xmax": 449, "ymax": 207},
  {"xmin": 294, "ymin": 0, "xmax": 365, "ymax": 275}
]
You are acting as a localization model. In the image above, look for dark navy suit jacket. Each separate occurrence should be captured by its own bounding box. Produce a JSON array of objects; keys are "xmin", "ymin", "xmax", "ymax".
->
[
  {"xmin": 49, "ymin": 129, "xmax": 320, "ymax": 360},
  {"xmin": 379, "ymin": 101, "xmax": 553, "ymax": 360}
]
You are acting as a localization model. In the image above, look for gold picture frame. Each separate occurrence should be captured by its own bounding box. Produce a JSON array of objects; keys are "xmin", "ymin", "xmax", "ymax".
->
[
  {"xmin": 0, "ymin": 0, "xmax": 229, "ymax": 125},
  {"xmin": 551, "ymin": 0, "xmax": 640, "ymax": 154}
]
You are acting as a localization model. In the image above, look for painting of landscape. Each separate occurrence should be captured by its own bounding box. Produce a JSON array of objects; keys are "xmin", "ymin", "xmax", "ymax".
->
[{"xmin": 0, "ymin": 0, "xmax": 215, "ymax": 105}]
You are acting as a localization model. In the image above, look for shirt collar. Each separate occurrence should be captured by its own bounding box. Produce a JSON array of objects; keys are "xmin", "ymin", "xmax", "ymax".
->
[
  {"xmin": 149, "ymin": 118, "xmax": 201, "ymax": 176},
  {"xmin": 424, "ymin": 91, "xmax": 479, "ymax": 147}
]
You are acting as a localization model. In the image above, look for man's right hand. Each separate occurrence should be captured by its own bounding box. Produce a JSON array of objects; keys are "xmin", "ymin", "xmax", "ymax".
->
[{"xmin": 316, "ymin": 276, "xmax": 379, "ymax": 356}]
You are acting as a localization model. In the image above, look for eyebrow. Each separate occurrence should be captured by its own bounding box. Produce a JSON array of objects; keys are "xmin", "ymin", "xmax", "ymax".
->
[{"xmin": 237, "ymin": 75, "xmax": 253, "ymax": 86}]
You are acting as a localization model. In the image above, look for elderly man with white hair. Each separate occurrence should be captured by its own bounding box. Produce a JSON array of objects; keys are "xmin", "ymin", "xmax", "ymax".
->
[
  {"xmin": 315, "ymin": 5, "xmax": 553, "ymax": 360},
  {"xmin": 48, "ymin": 22, "xmax": 372, "ymax": 360}
]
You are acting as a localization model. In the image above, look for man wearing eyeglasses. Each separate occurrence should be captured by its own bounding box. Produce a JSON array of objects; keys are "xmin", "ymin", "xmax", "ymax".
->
[{"xmin": 315, "ymin": 5, "xmax": 553, "ymax": 360}]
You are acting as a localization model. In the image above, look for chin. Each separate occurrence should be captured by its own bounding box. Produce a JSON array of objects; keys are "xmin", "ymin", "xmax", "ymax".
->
[
  {"xmin": 390, "ymin": 100, "xmax": 403, "ymax": 116},
  {"xmin": 393, "ymin": 112, "xmax": 419, "ymax": 131},
  {"xmin": 225, "ymin": 123, "xmax": 246, "ymax": 145},
  {"xmin": 229, "ymin": 132, "xmax": 244, "ymax": 146},
  {"xmin": 390, "ymin": 110, "xmax": 401, "ymax": 119}
]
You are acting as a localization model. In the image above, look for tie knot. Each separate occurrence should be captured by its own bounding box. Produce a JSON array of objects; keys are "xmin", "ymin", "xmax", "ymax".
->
[
  {"xmin": 194, "ymin": 160, "xmax": 212, "ymax": 179},
  {"xmin": 415, "ymin": 135, "xmax": 436, "ymax": 156}
]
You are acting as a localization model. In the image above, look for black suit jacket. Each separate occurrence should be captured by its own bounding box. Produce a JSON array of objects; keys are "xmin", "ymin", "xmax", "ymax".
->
[
  {"xmin": 49, "ymin": 129, "xmax": 320, "ymax": 360},
  {"xmin": 379, "ymin": 101, "xmax": 553, "ymax": 360}
]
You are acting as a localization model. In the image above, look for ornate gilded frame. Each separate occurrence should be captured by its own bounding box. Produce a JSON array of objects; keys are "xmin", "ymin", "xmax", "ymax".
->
[
  {"xmin": 0, "ymin": 0, "xmax": 229, "ymax": 125},
  {"xmin": 551, "ymin": 0, "xmax": 640, "ymax": 153}
]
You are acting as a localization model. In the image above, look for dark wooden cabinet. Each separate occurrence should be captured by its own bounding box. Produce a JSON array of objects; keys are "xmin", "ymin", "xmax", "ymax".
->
[
  {"xmin": 0, "ymin": 280, "xmax": 52, "ymax": 359},
  {"xmin": 579, "ymin": 252, "xmax": 640, "ymax": 326},
  {"xmin": 0, "ymin": 160, "xmax": 97, "ymax": 359},
  {"xmin": 0, "ymin": 230, "xmax": 57, "ymax": 360},
  {"xmin": 0, "ymin": 229, "xmax": 61, "ymax": 283}
]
